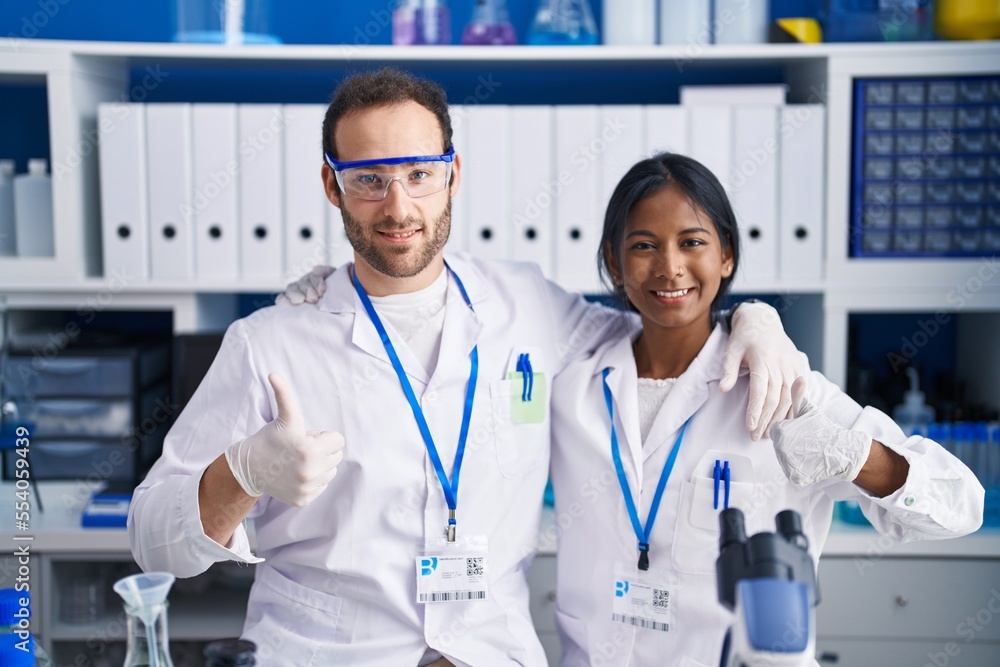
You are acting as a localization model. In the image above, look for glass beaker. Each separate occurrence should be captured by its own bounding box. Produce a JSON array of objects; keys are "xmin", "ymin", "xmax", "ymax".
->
[
  {"xmin": 173, "ymin": 0, "xmax": 280, "ymax": 44},
  {"xmin": 527, "ymin": 0, "xmax": 599, "ymax": 45},
  {"xmin": 114, "ymin": 573, "xmax": 176, "ymax": 667}
]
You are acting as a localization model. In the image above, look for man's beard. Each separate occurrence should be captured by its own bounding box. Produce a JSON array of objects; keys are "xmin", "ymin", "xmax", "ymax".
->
[{"xmin": 341, "ymin": 199, "xmax": 452, "ymax": 279}]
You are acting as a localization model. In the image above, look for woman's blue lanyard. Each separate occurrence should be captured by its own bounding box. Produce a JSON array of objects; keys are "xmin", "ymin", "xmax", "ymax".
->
[
  {"xmin": 353, "ymin": 264, "xmax": 478, "ymax": 543},
  {"xmin": 601, "ymin": 368, "xmax": 692, "ymax": 571}
]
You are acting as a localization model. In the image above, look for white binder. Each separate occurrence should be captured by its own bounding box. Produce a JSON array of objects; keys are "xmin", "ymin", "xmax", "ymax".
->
[
  {"xmin": 282, "ymin": 104, "xmax": 328, "ymax": 279},
  {"xmin": 98, "ymin": 103, "xmax": 149, "ymax": 280},
  {"xmin": 600, "ymin": 105, "xmax": 645, "ymax": 216},
  {"xmin": 779, "ymin": 105, "xmax": 825, "ymax": 281},
  {"xmin": 730, "ymin": 106, "xmax": 779, "ymax": 286},
  {"xmin": 146, "ymin": 103, "xmax": 194, "ymax": 282},
  {"xmin": 191, "ymin": 104, "xmax": 239, "ymax": 282},
  {"xmin": 238, "ymin": 104, "xmax": 284, "ymax": 282},
  {"xmin": 447, "ymin": 104, "xmax": 468, "ymax": 254},
  {"xmin": 687, "ymin": 105, "xmax": 732, "ymax": 192},
  {"xmin": 645, "ymin": 105, "xmax": 688, "ymax": 156},
  {"xmin": 464, "ymin": 105, "xmax": 511, "ymax": 262},
  {"xmin": 554, "ymin": 105, "xmax": 602, "ymax": 294},
  {"xmin": 510, "ymin": 105, "xmax": 554, "ymax": 277}
]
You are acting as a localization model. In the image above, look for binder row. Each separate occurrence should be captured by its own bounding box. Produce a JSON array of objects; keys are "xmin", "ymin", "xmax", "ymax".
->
[
  {"xmin": 99, "ymin": 103, "xmax": 350, "ymax": 285},
  {"xmin": 99, "ymin": 102, "xmax": 826, "ymax": 291}
]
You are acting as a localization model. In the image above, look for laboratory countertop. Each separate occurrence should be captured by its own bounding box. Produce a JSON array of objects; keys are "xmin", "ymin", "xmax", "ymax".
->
[{"xmin": 3, "ymin": 483, "xmax": 997, "ymax": 559}]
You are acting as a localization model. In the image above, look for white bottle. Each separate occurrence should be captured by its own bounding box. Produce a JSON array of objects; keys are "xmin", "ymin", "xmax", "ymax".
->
[
  {"xmin": 603, "ymin": 0, "xmax": 656, "ymax": 45},
  {"xmin": 0, "ymin": 160, "xmax": 14, "ymax": 257},
  {"xmin": 659, "ymin": 0, "xmax": 711, "ymax": 46},
  {"xmin": 714, "ymin": 0, "xmax": 769, "ymax": 44},
  {"xmin": 892, "ymin": 367, "xmax": 935, "ymax": 436},
  {"xmin": 13, "ymin": 158, "xmax": 54, "ymax": 257}
]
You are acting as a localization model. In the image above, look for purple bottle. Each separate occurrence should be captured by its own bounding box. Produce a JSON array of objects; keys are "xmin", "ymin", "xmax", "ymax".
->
[
  {"xmin": 393, "ymin": 0, "xmax": 451, "ymax": 45},
  {"xmin": 461, "ymin": 0, "xmax": 517, "ymax": 45}
]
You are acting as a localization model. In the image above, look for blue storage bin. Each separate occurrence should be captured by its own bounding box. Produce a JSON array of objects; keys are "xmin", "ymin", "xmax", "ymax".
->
[{"xmin": 851, "ymin": 74, "xmax": 1000, "ymax": 259}]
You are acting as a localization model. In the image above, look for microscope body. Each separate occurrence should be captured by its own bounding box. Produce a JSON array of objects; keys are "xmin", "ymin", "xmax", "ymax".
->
[{"xmin": 716, "ymin": 508, "xmax": 819, "ymax": 667}]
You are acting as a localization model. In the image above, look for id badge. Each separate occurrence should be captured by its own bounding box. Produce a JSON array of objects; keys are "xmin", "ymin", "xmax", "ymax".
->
[
  {"xmin": 416, "ymin": 535, "xmax": 489, "ymax": 604},
  {"xmin": 611, "ymin": 561, "xmax": 675, "ymax": 632}
]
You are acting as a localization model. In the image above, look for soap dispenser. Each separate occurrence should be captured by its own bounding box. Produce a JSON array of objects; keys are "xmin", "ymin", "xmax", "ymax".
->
[{"xmin": 892, "ymin": 366, "xmax": 935, "ymax": 436}]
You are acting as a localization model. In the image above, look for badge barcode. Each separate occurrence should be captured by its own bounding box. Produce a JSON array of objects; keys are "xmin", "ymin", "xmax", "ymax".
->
[
  {"xmin": 612, "ymin": 613, "xmax": 669, "ymax": 632},
  {"xmin": 419, "ymin": 591, "xmax": 487, "ymax": 602}
]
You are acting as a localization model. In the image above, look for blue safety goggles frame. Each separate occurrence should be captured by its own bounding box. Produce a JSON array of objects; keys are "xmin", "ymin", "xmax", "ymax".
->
[{"xmin": 324, "ymin": 146, "xmax": 455, "ymax": 172}]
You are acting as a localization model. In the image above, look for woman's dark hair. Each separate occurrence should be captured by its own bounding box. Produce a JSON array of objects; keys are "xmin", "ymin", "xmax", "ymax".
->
[
  {"xmin": 322, "ymin": 67, "xmax": 453, "ymax": 162},
  {"xmin": 597, "ymin": 152, "xmax": 741, "ymax": 317}
]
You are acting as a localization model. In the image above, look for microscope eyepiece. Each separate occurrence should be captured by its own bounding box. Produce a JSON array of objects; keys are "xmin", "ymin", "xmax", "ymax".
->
[{"xmin": 719, "ymin": 507, "xmax": 747, "ymax": 550}]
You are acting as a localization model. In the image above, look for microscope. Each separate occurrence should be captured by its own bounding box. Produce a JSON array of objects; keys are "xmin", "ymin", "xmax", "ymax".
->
[{"xmin": 716, "ymin": 508, "xmax": 819, "ymax": 667}]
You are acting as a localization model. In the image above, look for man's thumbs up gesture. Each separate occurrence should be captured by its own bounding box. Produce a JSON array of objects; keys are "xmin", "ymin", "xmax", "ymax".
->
[{"xmin": 225, "ymin": 373, "xmax": 345, "ymax": 506}]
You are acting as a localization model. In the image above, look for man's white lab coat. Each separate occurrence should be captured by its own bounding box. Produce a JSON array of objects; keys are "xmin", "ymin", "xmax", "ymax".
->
[{"xmin": 129, "ymin": 252, "xmax": 626, "ymax": 666}]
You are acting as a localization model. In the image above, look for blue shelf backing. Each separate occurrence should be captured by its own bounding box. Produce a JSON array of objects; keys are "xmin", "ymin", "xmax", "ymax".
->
[{"xmin": 850, "ymin": 75, "xmax": 1000, "ymax": 258}]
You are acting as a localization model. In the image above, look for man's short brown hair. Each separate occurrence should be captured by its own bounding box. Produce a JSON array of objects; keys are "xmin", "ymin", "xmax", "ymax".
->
[{"xmin": 322, "ymin": 67, "xmax": 454, "ymax": 161}]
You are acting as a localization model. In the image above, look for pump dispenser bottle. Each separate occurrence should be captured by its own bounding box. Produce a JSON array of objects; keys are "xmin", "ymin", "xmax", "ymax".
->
[{"xmin": 892, "ymin": 367, "xmax": 935, "ymax": 436}]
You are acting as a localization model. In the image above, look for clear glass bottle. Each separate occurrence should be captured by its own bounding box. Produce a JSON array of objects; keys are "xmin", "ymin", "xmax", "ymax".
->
[
  {"xmin": 527, "ymin": 0, "xmax": 599, "ymax": 45},
  {"xmin": 114, "ymin": 572, "xmax": 176, "ymax": 667},
  {"xmin": 393, "ymin": 0, "xmax": 452, "ymax": 45}
]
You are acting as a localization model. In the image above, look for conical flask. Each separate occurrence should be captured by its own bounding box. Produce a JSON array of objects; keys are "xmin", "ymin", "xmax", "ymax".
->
[
  {"xmin": 113, "ymin": 572, "xmax": 176, "ymax": 667},
  {"xmin": 526, "ymin": 0, "xmax": 599, "ymax": 45},
  {"xmin": 461, "ymin": 0, "xmax": 517, "ymax": 45}
]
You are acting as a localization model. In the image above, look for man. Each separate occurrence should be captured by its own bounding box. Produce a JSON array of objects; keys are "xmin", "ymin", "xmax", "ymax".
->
[{"xmin": 129, "ymin": 68, "xmax": 806, "ymax": 666}]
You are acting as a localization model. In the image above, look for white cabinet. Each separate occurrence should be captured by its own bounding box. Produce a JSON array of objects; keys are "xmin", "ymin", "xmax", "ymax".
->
[{"xmin": 815, "ymin": 555, "xmax": 1000, "ymax": 666}]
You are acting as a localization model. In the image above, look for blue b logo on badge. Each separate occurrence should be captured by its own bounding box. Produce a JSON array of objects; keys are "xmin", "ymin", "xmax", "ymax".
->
[
  {"xmin": 615, "ymin": 581, "xmax": 629, "ymax": 597},
  {"xmin": 420, "ymin": 557, "xmax": 438, "ymax": 576}
]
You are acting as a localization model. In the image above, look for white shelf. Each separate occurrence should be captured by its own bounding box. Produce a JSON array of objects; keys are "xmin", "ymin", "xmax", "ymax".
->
[
  {"xmin": 0, "ymin": 482, "xmax": 131, "ymax": 552},
  {"xmin": 822, "ymin": 524, "xmax": 1000, "ymax": 559},
  {"xmin": 9, "ymin": 38, "xmax": 993, "ymax": 64},
  {"xmin": 48, "ymin": 585, "xmax": 248, "ymax": 642}
]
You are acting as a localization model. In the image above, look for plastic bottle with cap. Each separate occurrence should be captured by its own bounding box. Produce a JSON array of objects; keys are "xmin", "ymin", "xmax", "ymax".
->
[
  {"xmin": 13, "ymin": 158, "xmax": 54, "ymax": 257},
  {"xmin": 0, "ymin": 589, "xmax": 54, "ymax": 666},
  {"xmin": 0, "ymin": 160, "xmax": 15, "ymax": 256},
  {"xmin": 892, "ymin": 367, "xmax": 935, "ymax": 437}
]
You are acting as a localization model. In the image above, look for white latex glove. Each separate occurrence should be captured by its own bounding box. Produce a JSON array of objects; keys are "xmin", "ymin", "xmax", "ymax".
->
[
  {"xmin": 719, "ymin": 301, "xmax": 810, "ymax": 441},
  {"xmin": 225, "ymin": 373, "xmax": 345, "ymax": 506},
  {"xmin": 769, "ymin": 377, "xmax": 873, "ymax": 487},
  {"xmin": 275, "ymin": 265, "xmax": 334, "ymax": 305}
]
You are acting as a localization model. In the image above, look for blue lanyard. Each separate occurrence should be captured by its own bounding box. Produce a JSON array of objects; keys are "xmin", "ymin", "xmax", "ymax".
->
[
  {"xmin": 353, "ymin": 264, "xmax": 478, "ymax": 542},
  {"xmin": 602, "ymin": 368, "xmax": 692, "ymax": 571}
]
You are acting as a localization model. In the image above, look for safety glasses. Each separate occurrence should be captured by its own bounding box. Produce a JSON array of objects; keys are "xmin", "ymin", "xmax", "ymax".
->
[{"xmin": 325, "ymin": 147, "xmax": 455, "ymax": 201}]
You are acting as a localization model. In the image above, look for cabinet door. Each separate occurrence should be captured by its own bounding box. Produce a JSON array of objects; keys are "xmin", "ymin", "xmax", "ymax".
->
[
  {"xmin": 817, "ymin": 557, "xmax": 1000, "ymax": 642},
  {"xmin": 816, "ymin": 638, "xmax": 1000, "ymax": 667}
]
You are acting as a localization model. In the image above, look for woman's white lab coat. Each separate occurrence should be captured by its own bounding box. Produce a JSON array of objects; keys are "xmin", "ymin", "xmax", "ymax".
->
[
  {"xmin": 549, "ymin": 325, "xmax": 984, "ymax": 667},
  {"xmin": 128, "ymin": 253, "xmax": 627, "ymax": 666}
]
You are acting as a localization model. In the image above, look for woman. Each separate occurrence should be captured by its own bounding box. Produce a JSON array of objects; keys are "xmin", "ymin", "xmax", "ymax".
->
[{"xmin": 549, "ymin": 152, "xmax": 983, "ymax": 667}]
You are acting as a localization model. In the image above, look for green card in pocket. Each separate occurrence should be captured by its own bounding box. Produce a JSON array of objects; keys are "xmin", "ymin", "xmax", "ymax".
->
[{"xmin": 507, "ymin": 371, "xmax": 547, "ymax": 424}]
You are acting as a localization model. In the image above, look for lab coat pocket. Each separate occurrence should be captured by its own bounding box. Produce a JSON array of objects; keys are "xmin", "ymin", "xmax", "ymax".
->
[
  {"xmin": 490, "ymin": 377, "xmax": 549, "ymax": 478},
  {"xmin": 671, "ymin": 476, "xmax": 755, "ymax": 575},
  {"xmin": 243, "ymin": 565, "xmax": 342, "ymax": 664}
]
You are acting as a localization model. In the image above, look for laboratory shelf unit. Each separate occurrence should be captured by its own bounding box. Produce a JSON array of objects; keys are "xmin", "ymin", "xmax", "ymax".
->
[{"xmin": 0, "ymin": 40, "xmax": 996, "ymax": 363}]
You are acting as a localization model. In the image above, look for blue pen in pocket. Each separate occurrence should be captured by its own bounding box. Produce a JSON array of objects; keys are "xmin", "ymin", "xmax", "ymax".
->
[
  {"xmin": 723, "ymin": 460, "xmax": 731, "ymax": 510},
  {"xmin": 713, "ymin": 459, "xmax": 722, "ymax": 510}
]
